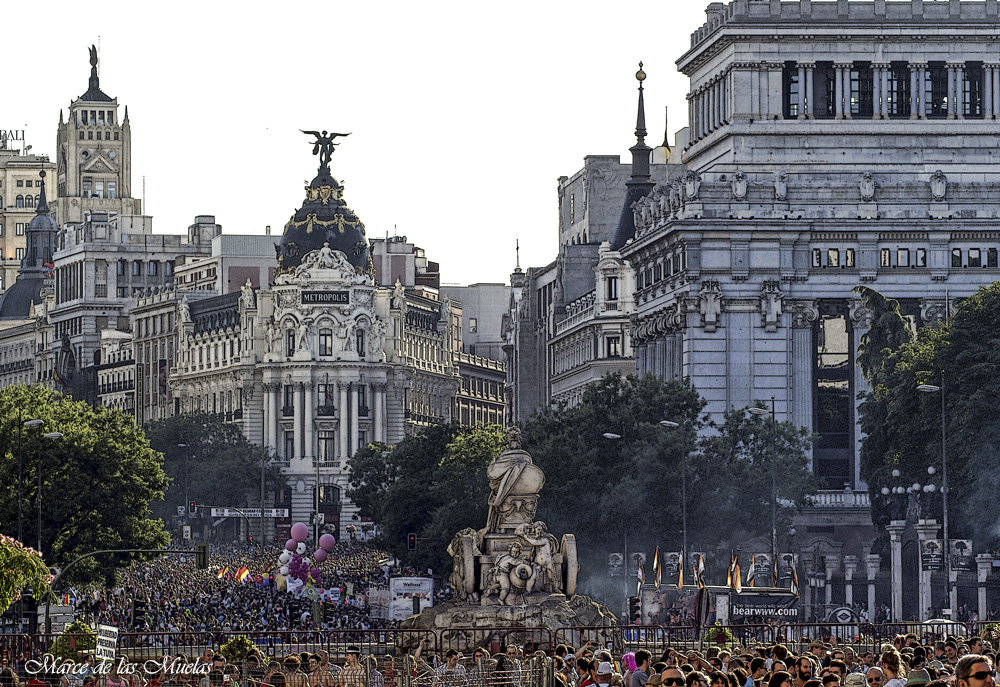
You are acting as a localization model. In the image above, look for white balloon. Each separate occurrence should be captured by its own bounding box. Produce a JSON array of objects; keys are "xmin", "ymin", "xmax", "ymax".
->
[
  {"xmin": 302, "ymin": 558, "xmax": 311, "ymax": 567},
  {"xmin": 296, "ymin": 542, "xmax": 307, "ymax": 555},
  {"xmin": 279, "ymin": 552, "xmax": 291, "ymax": 564},
  {"xmin": 279, "ymin": 565, "xmax": 289, "ymax": 575}
]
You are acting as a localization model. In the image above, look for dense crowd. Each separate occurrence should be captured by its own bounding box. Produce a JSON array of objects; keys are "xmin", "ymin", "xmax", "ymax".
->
[
  {"xmin": 70, "ymin": 543, "xmax": 407, "ymax": 633},
  {"xmin": 2, "ymin": 630, "xmax": 999, "ymax": 687}
]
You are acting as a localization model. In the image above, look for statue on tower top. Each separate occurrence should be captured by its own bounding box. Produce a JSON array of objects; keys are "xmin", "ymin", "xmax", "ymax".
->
[
  {"xmin": 89, "ymin": 44, "xmax": 98, "ymax": 68},
  {"xmin": 301, "ymin": 130, "xmax": 351, "ymax": 174}
]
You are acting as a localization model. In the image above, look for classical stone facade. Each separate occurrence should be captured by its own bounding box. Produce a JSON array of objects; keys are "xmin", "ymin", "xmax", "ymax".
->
[
  {"xmin": 617, "ymin": 0, "xmax": 1000, "ymax": 618},
  {"xmin": 0, "ymin": 150, "xmax": 56, "ymax": 293}
]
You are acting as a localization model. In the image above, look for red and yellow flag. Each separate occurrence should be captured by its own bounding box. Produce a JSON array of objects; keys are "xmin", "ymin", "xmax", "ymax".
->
[
  {"xmin": 235, "ymin": 566, "xmax": 250, "ymax": 582},
  {"xmin": 217, "ymin": 565, "xmax": 229, "ymax": 579}
]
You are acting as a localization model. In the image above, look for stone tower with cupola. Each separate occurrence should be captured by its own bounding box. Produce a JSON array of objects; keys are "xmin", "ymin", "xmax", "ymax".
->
[{"xmin": 52, "ymin": 45, "xmax": 141, "ymax": 225}]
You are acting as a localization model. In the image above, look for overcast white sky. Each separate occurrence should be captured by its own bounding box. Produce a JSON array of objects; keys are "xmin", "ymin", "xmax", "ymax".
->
[{"xmin": 7, "ymin": 1, "xmax": 711, "ymax": 286}]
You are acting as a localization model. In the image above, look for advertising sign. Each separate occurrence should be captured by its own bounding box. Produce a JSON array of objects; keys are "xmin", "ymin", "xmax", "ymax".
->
[
  {"xmin": 388, "ymin": 577, "xmax": 433, "ymax": 621},
  {"xmin": 951, "ymin": 540, "xmax": 974, "ymax": 572},
  {"xmin": 728, "ymin": 591, "xmax": 800, "ymax": 620},
  {"xmin": 922, "ymin": 539, "xmax": 944, "ymax": 571},
  {"xmin": 608, "ymin": 553, "xmax": 624, "ymax": 577}
]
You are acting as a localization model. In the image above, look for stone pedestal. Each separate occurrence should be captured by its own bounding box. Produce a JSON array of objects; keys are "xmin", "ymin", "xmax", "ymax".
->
[
  {"xmin": 887, "ymin": 520, "xmax": 906, "ymax": 621},
  {"xmin": 825, "ymin": 554, "xmax": 841, "ymax": 611},
  {"xmin": 866, "ymin": 554, "xmax": 882, "ymax": 622},
  {"xmin": 977, "ymin": 554, "xmax": 993, "ymax": 620},
  {"xmin": 915, "ymin": 519, "xmax": 941, "ymax": 621}
]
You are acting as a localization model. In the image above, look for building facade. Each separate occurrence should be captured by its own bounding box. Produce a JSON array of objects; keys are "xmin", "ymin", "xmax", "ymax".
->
[
  {"xmin": 0, "ymin": 150, "xmax": 56, "ymax": 293},
  {"xmin": 619, "ymin": 0, "xmax": 1000, "ymax": 620}
]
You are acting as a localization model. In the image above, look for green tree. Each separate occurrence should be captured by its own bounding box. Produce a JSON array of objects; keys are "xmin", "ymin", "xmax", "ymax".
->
[
  {"xmin": 347, "ymin": 424, "xmax": 505, "ymax": 574},
  {"xmin": 0, "ymin": 533, "xmax": 50, "ymax": 614},
  {"xmin": 861, "ymin": 283, "xmax": 1000, "ymax": 548},
  {"xmin": 0, "ymin": 385, "xmax": 170, "ymax": 586},
  {"xmin": 143, "ymin": 412, "xmax": 287, "ymax": 530},
  {"xmin": 521, "ymin": 374, "xmax": 816, "ymax": 602}
]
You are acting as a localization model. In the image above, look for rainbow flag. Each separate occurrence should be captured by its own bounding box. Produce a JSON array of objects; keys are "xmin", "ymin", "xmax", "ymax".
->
[
  {"xmin": 235, "ymin": 566, "xmax": 250, "ymax": 583},
  {"xmin": 217, "ymin": 566, "xmax": 229, "ymax": 579}
]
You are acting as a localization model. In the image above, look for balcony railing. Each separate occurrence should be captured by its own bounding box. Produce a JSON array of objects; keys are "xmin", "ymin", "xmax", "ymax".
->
[
  {"xmin": 282, "ymin": 405, "xmax": 294, "ymax": 417},
  {"xmin": 810, "ymin": 490, "xmax": 870, "ymax": 508},
  {"xmin": 316, "ymin": 405, "xmax": 335, "ymax": 417}
]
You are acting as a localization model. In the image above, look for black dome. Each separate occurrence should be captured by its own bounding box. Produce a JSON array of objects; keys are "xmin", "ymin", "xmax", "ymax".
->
[
  {"xmin": 0, "ymin": 277, "xmax": 45, "ymax": 319},
  {"xmin": 275, "ymin": 171, "xmax": 372, "ymax": 278}
]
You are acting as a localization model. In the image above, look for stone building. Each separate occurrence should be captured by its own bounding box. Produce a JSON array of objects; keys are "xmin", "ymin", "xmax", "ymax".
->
[
  {"xmin": 618, "ymin": 0, "xmax": 1000, "ymax": 621},
  {"xmin": 0, "ymin": 149, "xmax": 56, "ymax": 293}
]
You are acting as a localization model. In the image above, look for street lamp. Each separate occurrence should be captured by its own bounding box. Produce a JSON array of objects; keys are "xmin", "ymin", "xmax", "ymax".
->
[
  {"xmin": 20, "ymin": 419, "xmax": 43, "ymax": 543},
  {"xmin": 748, "ymin": 397, "xmax": 778, "ymax": 583},
  {"xmin": 602, "ymin": 430, "xmax": 631, "ymax": 610},
  {"xmin": 37, "ymin": 431, "xmax": 63, "ymax": 555},
  {"xmin": 659, "ymin": 420, "xmax": 688, "ymax": 567},
  {"xmin": 916, "ymin": 381, "xmax": 952, "ymax": 614},
  {"xmin": 177, "ymin": 443, "xmax": 189, "ymax": 521}
]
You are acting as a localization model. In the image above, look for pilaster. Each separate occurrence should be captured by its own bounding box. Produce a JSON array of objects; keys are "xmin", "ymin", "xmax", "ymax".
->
[{"xmin": 887, "ymin": 520, "xmax": 906, "ymax": 621}]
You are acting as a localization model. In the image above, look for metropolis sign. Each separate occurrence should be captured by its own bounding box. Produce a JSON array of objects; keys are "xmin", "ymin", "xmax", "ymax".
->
[{"xmin": 301, "ymin": 291, "xmax": 349, "ymax": 305}]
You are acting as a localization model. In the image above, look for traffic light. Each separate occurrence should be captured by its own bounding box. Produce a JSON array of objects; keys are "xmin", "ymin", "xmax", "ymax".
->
[
  {"xmin": 273, "ymin": 536, "xmax": 279, "ymax": 543},
  {"xmin": 195, "ymin": 542, "xmax": 209, "ymax": 569},
  {"xmin": 628, "ymin": 596, "xmax": 641, "ymax": 623},
  {"xmin": 189, "ymin": 501, "xmax": 197, "ymax": 516},
  {"xmin": 248, "ymin": 535, "xmax": 253, "ymax": 544},
  {"xmin": 407, "ymin": 533, "xmax": 417, "ymax": 550}
]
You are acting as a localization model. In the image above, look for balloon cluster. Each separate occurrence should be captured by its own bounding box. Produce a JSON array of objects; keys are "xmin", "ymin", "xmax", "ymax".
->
[{"xmin": 276, "ymin": 522, "xmax": 335, "ymax": 589}]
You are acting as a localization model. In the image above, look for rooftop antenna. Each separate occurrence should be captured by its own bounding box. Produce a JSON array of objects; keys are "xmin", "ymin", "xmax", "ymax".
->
[{"xmin": 516, "ymin": 239, "xmax": 521, "ymax": 270}]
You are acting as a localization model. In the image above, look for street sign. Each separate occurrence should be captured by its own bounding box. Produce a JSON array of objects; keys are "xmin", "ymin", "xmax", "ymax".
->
[
  {"xmin": 182, "ymin": 525, "xmax": 191, "ymax": 540},
  {"xmin": 177, "ymin": 506, "xmax": 186, "ymax": 516},
  {"xmin": 209, "ymin": 508, "xmax": 289, "ymax": 518},
  {"xmin": 96, "ymin": 624, "xmax": 118, "ymax": 662}
]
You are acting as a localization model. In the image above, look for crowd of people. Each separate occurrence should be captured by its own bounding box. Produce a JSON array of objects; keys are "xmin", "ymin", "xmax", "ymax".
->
[
  {"xmin": 559, "ymin": 633, "xmax": 999, "ymax": 687},
  {"xmin": 69, "ymin": 543, "xmax": 409, "ymax": 635}
]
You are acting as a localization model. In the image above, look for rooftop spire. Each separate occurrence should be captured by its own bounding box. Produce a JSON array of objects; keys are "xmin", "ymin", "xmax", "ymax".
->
[
  {"xmin": 662, "ymin": 106, "xmax": 670, "ymax": 150},
  {"xmin": 89, "ymin": 44, "xmax": 99, "ymax": 92},
  {"xmin": 36, "ymin": 170, "xmax": 49, "ymax": 215},
  {"xmin": 610, "ymin": 63, "xmax": 657, "ymax": 251}
]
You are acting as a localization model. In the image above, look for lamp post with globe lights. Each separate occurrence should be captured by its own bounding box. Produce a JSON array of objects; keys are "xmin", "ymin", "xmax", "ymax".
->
[
  {"xmin": 916, "ymin": 381, "xmax": 953, "ymax": 615},
  {"xmin": 748, "ymin": 398, "xmax": 778, "ymax": 579}
]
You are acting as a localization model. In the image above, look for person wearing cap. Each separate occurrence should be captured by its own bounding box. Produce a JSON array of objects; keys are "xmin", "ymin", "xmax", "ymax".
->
[
  {"xmin": 809, "ymin": 643, "xmax": 830, "ymax": 668},
  {"xmin": 340, "ymin": 648, "xmax": 365, "ymax": 687},
  {"xmin": 433, "ymin": 650, "xmax": 466, "ymax": 687},
  {"xmin": 595, "ymin": 663, "xmax": 615, "ymax": 687},
  {"xmin": 905, "ymin": 670, "xmax": 931, "ymax": 687}
]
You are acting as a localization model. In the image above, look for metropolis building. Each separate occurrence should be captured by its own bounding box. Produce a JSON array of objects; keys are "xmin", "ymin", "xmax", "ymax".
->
[{"xmin": 616, "ymin": 0, "xmax": 1000, "ymax": 620}]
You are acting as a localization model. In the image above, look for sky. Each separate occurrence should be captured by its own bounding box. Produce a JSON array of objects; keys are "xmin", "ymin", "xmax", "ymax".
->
[{"xmin": 5, "ymin": 1, "xmax": 711, "ymax": 286}]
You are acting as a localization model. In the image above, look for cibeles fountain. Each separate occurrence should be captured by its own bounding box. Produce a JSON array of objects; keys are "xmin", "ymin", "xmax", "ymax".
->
[{"xmin": 401, "ymin": 428, "xmax": 617, "ymax": 642}]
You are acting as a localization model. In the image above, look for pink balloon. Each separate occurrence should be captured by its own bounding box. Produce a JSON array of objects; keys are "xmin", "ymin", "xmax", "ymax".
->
[
  {"xmin": 319, "ymin": 534, "xmax": 336, "ymax": 551},
  {"xmin": 314, "ymin": 549, "xmax": 328, "ymax": 563},
  {"xmin": 285, "ymin": 539, "xmax": 297, "ymax": 551},
  {"xmin": 291, "ymin": 522, "xmax": 309, "ymax": 542}
]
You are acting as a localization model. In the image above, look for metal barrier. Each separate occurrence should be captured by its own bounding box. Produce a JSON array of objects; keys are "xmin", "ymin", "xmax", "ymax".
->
[{"xmin": 0, "ymin": 633, "xmax": 32, "ymax": 664}]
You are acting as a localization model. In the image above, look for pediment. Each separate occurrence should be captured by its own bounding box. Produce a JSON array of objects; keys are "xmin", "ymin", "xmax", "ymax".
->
[{"xmin": 81, "ymin": 153, "xmax": 118, "ymax": 174}]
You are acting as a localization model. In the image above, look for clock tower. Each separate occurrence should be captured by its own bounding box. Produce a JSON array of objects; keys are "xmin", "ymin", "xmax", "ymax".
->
[{"xmin": 52, "ymin": 45, "xmax": 141, "ymax": 225}]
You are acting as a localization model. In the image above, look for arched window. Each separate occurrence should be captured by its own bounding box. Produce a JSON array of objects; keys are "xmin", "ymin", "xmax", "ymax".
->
[
  {"xmin": 25, "ymin": 195, "xmax": 34, "ymax": 208},
  {"xmin": 16, "ymin": 196, "xmax": 24, "ymax": 208},
  {"xmin": 34, "ymin": 195, "xmax": 40, "ymax": 206}
]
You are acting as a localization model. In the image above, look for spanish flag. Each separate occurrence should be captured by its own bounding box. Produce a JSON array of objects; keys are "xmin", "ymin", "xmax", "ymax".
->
[
  {"xmin": 217, "ymin": 566, "xmax": 229, "ymax": 579},
  {"xmin": 729, "ymin": 552, "xmax": 742, "ymax": 594},
  {"xmin": 694, "ymin": 554, "xmax": 706, "ymax": 589},
  {"xmin": 790, "ymin": 564, "xmax": 800, "ymax": 598},
  {"xmin": 235, "ymin": 566, "xmax": 250, "ymax": 583}
]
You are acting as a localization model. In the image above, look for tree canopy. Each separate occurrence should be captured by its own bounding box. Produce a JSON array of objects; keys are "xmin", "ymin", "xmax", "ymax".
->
[
  {"xmin": 521, "ymin": 374, "xmax": 816, "ymax": 602},
  {"xmin": 0, "ymin": 385, "xmax": 170, "ymax": 586},
  {"xmin": 859, "ymin": 283, "xmax": 1000, "ymax": 547},
  {"xmin": 0, "ymin": 534, "xmax": 50, "ymax": 614},
  {"xmin": 347, "ymin": 424, "xmax": 506, "ymax": 574},
  {"xmin": 144, "ymin": 412, "xmax": 287, "ymax": 532}
]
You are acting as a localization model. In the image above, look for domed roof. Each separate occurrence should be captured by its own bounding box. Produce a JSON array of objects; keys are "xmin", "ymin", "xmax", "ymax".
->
[
  {"xmin": 275, "ymin": 132, "xmax": 373, "ymax": 278},
  {"xmin": 0, "ymin": 277, "xmax": 46, "ymax": 319}
]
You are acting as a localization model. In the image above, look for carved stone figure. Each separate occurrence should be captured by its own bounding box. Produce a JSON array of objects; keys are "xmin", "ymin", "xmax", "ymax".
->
[
  {"xmin": 178, "ymin": 296, "xmax": 191, "ymax": 324},
  {"xmin": 731, "ymin": 170, "xmax": 748, "ymax": 200},
  {"xmin": 391, "ymin": 278, "xmax": 406, "ymax": 310},
  {"xmin": 516, "ymin": 522, "xmax": 561, "ymax": 593},
  {"xmin": 297, "ymin": 319, "xmax": 312, "ymax": 352},
  {"xmin": 698, "ymin": 280, "xmax": 724, "ymax": 332},
  {"xmin": 486, "ymin": 445, "xmax": 545, "ymax": 534},
  {"xmin": 368, "ymin": 317, "xmax": 387, "ymax": 361},
  {"xmin": 930, "ymin": 170, "xmax": 947, "ymax": 201},
  {"xmin": 859, "ymin": 171, "xmax": 876, "ymax": 202},
  {"xmin": 760, "ymin": 280, "xmax": 784, "ymax": 333},
  {"xmin": 240, "ymin": 279, "xmax": 256, "ymax": 309},
  {"xmin": 684, "ymin": 170, "xmax": 701, "ymax": 200},
  {"xmin": 493, "ymin": 542, "xmax": 536, "ymax": 605},
  {"xmin": 774, "ymin": 171, "xmax": 788, "ymax": 201},
  {"xmin": 506, "ymin": 426, "xmax": 523, "ymax": 450},
  {"xmin": 264, "ymin": 318, "xmax": 275, "ymax": 354}
]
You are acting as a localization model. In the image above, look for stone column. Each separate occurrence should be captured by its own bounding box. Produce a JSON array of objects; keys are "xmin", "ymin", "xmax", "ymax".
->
[
  {"xmin": 713, "ymin": 80, "xmax": 721, "ymax": 130},
  {"xmin": 373, "ymin": 383, "xmax": 385, "ymax": 443},
  {"xmin": 872, "ymin": 63, "xmax": 882, "ymax": 119},
  {"xmin": 798, "ymin": 64, "xmax": 807, "ymax": 119},
  {"xmin": 303, "ymin": 381, "xmax": 315, "ymax": 461},
  {"xmin": 910, "ymin": 64, "xmax": 920, "ymax": 119},
  {"xmin": 954, "ymin": 62, "xmax": 966, "ymax": 119},
  {"xmin": 790, "ymin": 302, "xmax": 817, "ymax": 432},
  {"xmin": 839, "ymin": 63, "xmax": 853, "ymax": 119},
  {"xmin": 887, "ymin": 520, "xmax": 906, "ymax": 621},
  {"xmin": 866, "ymin": 554, "xmax": 882, "ymax": 622},
  {"xmin": 350, "ymin": 383, "xmax": 360, "ymax": 459},
  {"xmin": 993, "ymin": 66, "xmax": 1000, "ymax": 118},
  {"xmin": 912, "ymin": 62, "xmax": 928, "ymax": 119},
  {"xmin": 946, "ymin": 64, "xmax": 956, "ymax": 118},
  {"xmin": 835, "ymin": 64, "xmax": 845, "ymax": 118},
  {"xmin": 984, "ymin": 65, "xmax": 994, "ymax": 119},
  {"xmin": 803, "ymin": 62, "xmax": 815, "ymax": 117},
  {"xmin": 977, "ymin": 554, "xmax": 993, "ymax": 620},
  {"xmin": 338, "ymin": 382, "xmax": 349, "ymax": 462},
  {"xmin": 825, "ymin": 557, "xmax": 839, "ymax": 610},
  {"xmin": 293, "ymin": 382, "xmax": 304, "ymax": 461},
  {"xmin": 881, "ymin": 64, "xmax": 891, "ymax": 117},
  {"xmin": 915, "ymin": 519, "xmax": 941, "ymax": 621},
  {"xmin": 844, "ymin": 556, "xmax": 859, "ymax": 607}
]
